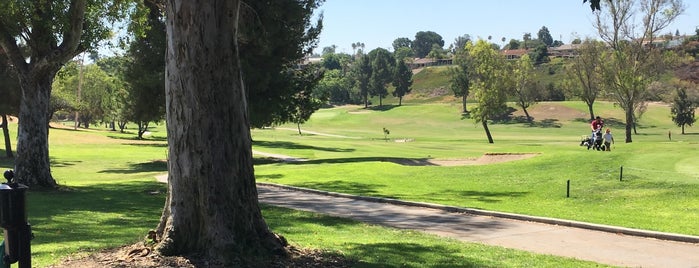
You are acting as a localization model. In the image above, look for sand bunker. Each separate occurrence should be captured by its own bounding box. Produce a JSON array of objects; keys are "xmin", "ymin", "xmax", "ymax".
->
[{"xmin": 390, "ymin": 153, "xmax": 539, "ymax": 166}]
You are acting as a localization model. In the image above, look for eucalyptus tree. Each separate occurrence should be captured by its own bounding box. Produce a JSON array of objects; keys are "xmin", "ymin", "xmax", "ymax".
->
[
  {"xmin": 0, "ymin": 0, "xmax": 132, "ymax": 187},
  {"xmin": 468, "ymin": 40, "xmax": 510, "ymax": 144},
  {"xmin": 511, "ymin": 54, "xmax": 538, "ymax": 122},
  {"xmin": 563, "ymin": 39, "xmax": 606, "ymax": 120},
  {"xmin": 157, "ymin": 0, "xmax": 324, "ymax": 264},
  {"xmin": 595, "ymin": 0, "xmax": 685, "ymax": 142}
]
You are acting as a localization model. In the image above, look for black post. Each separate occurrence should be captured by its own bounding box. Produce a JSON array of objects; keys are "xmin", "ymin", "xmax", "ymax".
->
[
  {"xmin": 566, "ymin": 180, "xmax": 570, "ymax": 198},
  {"xmin": 620, "ymin": 166, "xmax": 623, "ymax": 181}
]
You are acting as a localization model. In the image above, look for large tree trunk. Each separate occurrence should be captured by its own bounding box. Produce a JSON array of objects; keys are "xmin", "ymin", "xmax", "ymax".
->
[
  {"xmin": 157, "ymin": 0, "xmax": 285, "ymax": 264},
  {"xmin": 1, "ymin": 114, "xmax": 12, "ymax": 158},
  {"xmin": 14, "ymin": 73, "xmax": 57, "ymax": 187}
]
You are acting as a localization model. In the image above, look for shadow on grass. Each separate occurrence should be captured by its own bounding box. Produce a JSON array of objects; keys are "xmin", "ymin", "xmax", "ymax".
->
[
  {"xmin": 107, "ymin": 134, "xmax": 168, "ymax": 142},
  {"xmin": 253, "ymin": 140, "xmax": 355, "ymax": 153},
  {"xmin": 99, "ymin": 160, "xmax": 167, "ymax": 174},
  {"xmin": 367, "ymin": 104, "xmax": 399, "ymax": 112},
  {"xmin": 262, "ymin": 205, "xmax": 504, "ymax": 267},
  {"xmin": 293, "ymin": 180, "xmax": 385, "ymax": 197},
  {"xmin": 446, "ymin": 189, "xmax": 530, "ymax": 203},
  {"xmin": 573, "ymin": 117, "xmax": 626, "ymax": 129},
  {"xmin": 28, "ymin": 180, "xmax": 166, "ymax": 247},
  {"xmin": 124, "ymin": 142, "xmax": 168, "ymax": 148},
  {"xmin": 51, "ymin": 158, "xmax": 83, "ymax": 168},
  {"xmin": 346, "ymin": 242, "xmax": 497, "ymax": 268}
]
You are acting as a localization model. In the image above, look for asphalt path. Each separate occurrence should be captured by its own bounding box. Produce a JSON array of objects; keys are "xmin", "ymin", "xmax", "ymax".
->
[{"xmin": 257, "ymin": 183, "xmax": 699, "ymax": 268}]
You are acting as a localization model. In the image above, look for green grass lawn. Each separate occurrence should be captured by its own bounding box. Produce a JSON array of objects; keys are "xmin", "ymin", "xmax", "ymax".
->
[
  {"xmin": 253, "ymin": 101, "xmax": 699, "ymax": 236},
  {"xmin": 0, "ymin": 100, "xmax": 694, "ymax": 267}
]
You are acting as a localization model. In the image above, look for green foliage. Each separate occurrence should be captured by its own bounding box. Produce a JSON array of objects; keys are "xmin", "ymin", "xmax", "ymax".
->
[
  {"xmin": 450, "ymin": 44, "xmax": 473, "ymax": 112},
  {"xmin": 537, "ymin": 26, "xmax": 553, "ymax": 47},
  {"xmin": 315, "ymin": 69, "xmax": 359, "ymax": 105},
  {"xmin": 290, "ymin": 64, "xmax": 326, "ymax": 127},
  {"xmin": 528, "ymin": 44, "xmax": 550, "ymax": 65},
  {"xmin": 120, "ymin": 0, "xmax": 326, "ymax": 129},
  {"xmin": 239, "ymin": 0, "xmax": 324, "ymax": 128},
  {"xmin": 392, "ymin": 60, "xmax": 413, "ymax": 105},
  {"xmin": 0, "ymin": 52, "xmax": 19, "ymax": 115},
  {"xmin": 353, "ymin": 54, "xmax": 373, "ymax": 108},
  {"xmin": 468, "ymin": 40, "xmax": 509, "ymax": 123},
  {"xmin": 393, "ymin": 46, "xmax": 414, "ymax": 62},
  {"xmin": 412, "ymin": 31, "xmax": 444, "ymax": 58},
  {"xmin": 670, "ymin": 82, "xmax": 698, "ymax": 133},
  {"xmin": 52, "ymin": 60, "xmax": 120, "ymax": 128},
  {"xmin": 368, "ymin": 48, "xmax": 395, "ymax": 106},
  {"xmin": 123, "ymin": 1, "xmax": 165, "ymax": 138},
  {"xmin": 562, "ymin": 39, "xmax": 606, "ymax": 119},
  {"xmin": 452, "ymin": 34, "xmax": 471, "ymax": 53},
  {"xmin": 392, "ymin": 37, "xmax": 412, "ymax": 51},
  {"xmin": 511, "ymin": 54, "xmax": 539, "ymax": 121},
  {"xmin": 505, "ymin": 39, "xmax": 521, "ymax": 50}
]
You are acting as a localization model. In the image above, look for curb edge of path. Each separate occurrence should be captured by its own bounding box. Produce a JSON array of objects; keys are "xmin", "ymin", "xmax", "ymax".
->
[{"xmin": 257, "ymin": 182, "xmax": 699, "ymax": 244}]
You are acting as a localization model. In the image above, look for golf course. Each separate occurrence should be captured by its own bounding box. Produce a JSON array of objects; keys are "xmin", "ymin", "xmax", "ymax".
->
[{"xmin": 2, "ymin": 97, "xmax": 696, "ymax": 267}]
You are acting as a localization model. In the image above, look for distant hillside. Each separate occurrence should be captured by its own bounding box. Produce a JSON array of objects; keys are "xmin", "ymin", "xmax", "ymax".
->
[{"xmin": 403, "ymin": 59, "xmax": 569, "ymax": 103}]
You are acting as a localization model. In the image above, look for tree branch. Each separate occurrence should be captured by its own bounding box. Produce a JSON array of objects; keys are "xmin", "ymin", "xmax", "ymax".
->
[
  {"xmin": 53, "ymin": 0, "xmax": 88, "ymax": 64},
  {"xmin": 0, "ymin": 22, "xmax": 29, "ymax": 73}
]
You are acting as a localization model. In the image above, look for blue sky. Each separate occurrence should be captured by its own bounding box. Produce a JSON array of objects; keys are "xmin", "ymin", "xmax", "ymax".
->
[{"xmin": 312, "ymin": 0, "xmax": 699, "ymax": 54}]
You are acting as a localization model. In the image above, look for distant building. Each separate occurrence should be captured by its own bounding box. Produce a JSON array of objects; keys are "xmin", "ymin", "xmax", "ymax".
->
[
  {"xmin": 501, "ymin": 49, "xmax": 529, "ymax": 60},
  {"xmin": 407, "ymin": 57, "xmax": 453, "ymax": 69},
  {"xmin": 549, "ymin": 44, "xmax": 580, "ymax": 58}
]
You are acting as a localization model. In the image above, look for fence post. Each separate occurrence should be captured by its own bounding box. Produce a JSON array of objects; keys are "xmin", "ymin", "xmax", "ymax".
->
[
  {"xmin": 620, "ymin": 166, "xmax": 623, "ymax": 181},
  {"xmin": 566, "ymin": 180, "xmax": 570, "ymax": 198}
]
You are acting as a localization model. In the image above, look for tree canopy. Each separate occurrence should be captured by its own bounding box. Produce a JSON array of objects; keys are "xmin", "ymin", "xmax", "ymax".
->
[
  {"xmin": 413, "ymin": 31, "xmax": 444, "ymax": 58},
  {"xmin": 0, "ymin": 0, "xmax": 134, "ymax": 187}
]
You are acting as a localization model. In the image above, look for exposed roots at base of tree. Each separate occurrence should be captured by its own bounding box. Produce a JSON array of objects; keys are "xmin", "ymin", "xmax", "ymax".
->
[{"xmin": 48, "ymin": 240, "xmax": 355, "ymax": 268}]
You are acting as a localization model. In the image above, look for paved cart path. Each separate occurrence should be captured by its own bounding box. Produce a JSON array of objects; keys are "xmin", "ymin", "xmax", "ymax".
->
[{"xmin": 256, "ymin": 183, "xmax": 699, "ymax": 268}]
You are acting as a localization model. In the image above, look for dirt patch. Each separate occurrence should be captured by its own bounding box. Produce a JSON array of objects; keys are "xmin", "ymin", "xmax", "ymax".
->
[{"xmin": 390, "ymin": 153, "xmax": 539, "ymax": 166}]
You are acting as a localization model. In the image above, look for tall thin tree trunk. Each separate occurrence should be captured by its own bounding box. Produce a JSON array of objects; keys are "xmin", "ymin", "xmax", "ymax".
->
[
  {"xmin": 1, "ymin": 114, "xmax": 13, "ymax": 158},
  {"xmin": 625, "ymin": 109, "xmax": 633, "ymax": 143},
  {"xmin": 482, "ymin": 120, "xmax": 494, "ymax": 144},
  {"xmin": 14, "ymin": 73, "xmax": 57, "ymax": 187},
  {"xmin": 587, "ymin": 103, "xmax": 595, "ymax": 121},
  {"xmin": 157, "ymin": 0, "xmax": 285, "ymax": 264},
  {"xmin": 462, "ymin": 94, "xmax": 468, "ymax": 113},
  {"xmin": 522, "ymin": 107, "xmax": 532, "ymax": 122}
]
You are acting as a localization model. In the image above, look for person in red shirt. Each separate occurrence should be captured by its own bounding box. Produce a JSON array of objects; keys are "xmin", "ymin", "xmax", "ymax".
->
[
  {"xmin": 590, "ymin": 116, "xmax": 604, "ymax": 150},
  {"xmin": 591, "ymin": 116, "xmax": 604, "ymax": 132}
]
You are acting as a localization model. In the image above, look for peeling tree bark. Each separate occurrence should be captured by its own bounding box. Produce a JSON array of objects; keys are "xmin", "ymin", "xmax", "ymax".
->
[{"xmin": 156, "ymin": 0, "xmax": 285, "ymax": 264}]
